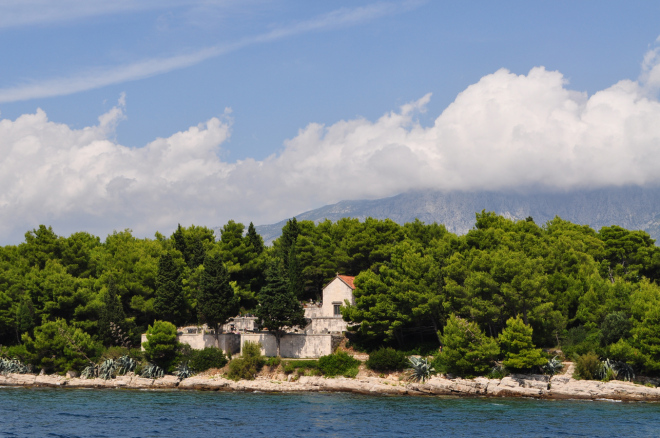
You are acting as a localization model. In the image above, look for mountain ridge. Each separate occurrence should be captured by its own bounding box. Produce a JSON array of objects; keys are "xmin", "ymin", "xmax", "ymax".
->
[{"xmin": 253, "ymin": 186, "xmax": 660, "ymax": 245}]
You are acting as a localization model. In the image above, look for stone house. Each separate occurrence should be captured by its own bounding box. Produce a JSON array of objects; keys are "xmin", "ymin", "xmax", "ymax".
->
[{"xmin": 304, "ymin": 274, "xmax": 356, "ymax": 334}]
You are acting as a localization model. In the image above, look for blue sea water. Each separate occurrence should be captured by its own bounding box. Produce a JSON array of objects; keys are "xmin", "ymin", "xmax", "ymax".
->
[{"xmin": 0, "ymin": 387, "xmax": 657, "ymax": 437}]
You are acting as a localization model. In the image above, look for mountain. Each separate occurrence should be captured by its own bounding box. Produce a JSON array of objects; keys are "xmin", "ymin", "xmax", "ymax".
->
[{"xmin": 254, "ymin": 186, "xmax": 660, "ymax": 245}]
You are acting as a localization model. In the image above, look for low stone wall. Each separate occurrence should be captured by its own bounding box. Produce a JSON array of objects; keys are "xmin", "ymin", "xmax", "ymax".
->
[
  {"xmin": 141, "ymin": 333, "xmax": 241, "ymax": 355},
  {"xmin": 240, "ymin": 332, "xmax": 342, "ymax": 358}
]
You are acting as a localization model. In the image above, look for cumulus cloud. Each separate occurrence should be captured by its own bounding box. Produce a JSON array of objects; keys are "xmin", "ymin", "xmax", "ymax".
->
[{"xmin": 2, "ymin": 48, "xmax": 660, "ymax": 243}]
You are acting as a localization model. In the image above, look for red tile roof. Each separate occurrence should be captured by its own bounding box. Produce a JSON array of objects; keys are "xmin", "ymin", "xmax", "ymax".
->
[{"xmin": 337, "ymin": 275, "xmax": 355, "ymax": 289}]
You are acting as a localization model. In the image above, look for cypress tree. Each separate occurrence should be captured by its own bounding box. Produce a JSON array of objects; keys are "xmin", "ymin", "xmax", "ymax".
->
[
  {"xmin": 99, "ymin": 278, "xmax": 127, "ymax": 346},
  {"xmin": 198, "ymin": 253, "xmax": 239, "ymax": 345},
  {"xmin": 154, "ymin": 253, "xmax": 186, "ymax": 326},
  {"xmin": 256, "ymin": 260, "xmax": 306, "ymax": 356},
  {"xmin": 288, "ymin": 243, "xmax": 305, "ymax": 300},
  {"xmin": 246, "ymin": 222, "xmax": 264, "ymax": 254}
]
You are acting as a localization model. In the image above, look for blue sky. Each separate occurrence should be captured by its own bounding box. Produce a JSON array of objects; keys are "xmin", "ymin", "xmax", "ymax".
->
[{"xmin": 1, "ymin": 1, "xmax": 660, "ymax": 243}]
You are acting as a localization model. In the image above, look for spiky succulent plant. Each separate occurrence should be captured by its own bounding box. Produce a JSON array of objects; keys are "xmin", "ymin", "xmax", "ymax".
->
[
  {"xmin": 598, "ymin": 359, "xmax": 635, "ymax": 382},
  {"xmin": 141, "ymin": 363, "xmax": 164, "ymax": 379},
  {"xmin": 174, "ymin": 362, "xmax": 193, "ymax": 380},
  {"xmin": 542, "ymin": 356, "xmax": 564, "ymax": 376},
  {"xmin": 0, "ymin": 358, "xmax": 32, "ymax": 375},
  {"xmin": 116, "ymin": 355, "xmax": 136, "ymax": 375},
  {"xmin": 407, "ymin": 357, "xmax": 436, "ymax": 382}
]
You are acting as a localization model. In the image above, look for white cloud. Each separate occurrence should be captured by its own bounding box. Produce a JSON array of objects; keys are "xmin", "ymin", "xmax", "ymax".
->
[{"xmin": 2, "ymin": 47, "xmax": 660, "ymax": 243}]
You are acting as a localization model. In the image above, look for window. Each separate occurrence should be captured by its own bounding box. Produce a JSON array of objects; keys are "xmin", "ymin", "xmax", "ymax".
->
[{"xmin": 333, "ymin": 304, "xmax": 341, "ymax": 316}]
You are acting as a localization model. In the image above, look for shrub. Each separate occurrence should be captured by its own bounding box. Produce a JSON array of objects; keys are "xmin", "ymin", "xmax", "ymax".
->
[
  {"xmin": 600, "ymin": 312, "xmax": 632, "ymax": 346},
  {"xmin": 437, "ymin": 314, "xmax": 499, "ymax": 377},
  {"xmin": 265, "ymin": 356, "xmax": 281, "ymax": 367},
  {"xmin": 142, "ymin": 321, "xmax": 179, "ymax": 371},
  {"xmin": 366, "ymin": 348, "xmax": 408, "ymax": 372},
  {"xmin": 282, "ymin": 360, "xmax": 319, "ymax": 374},
  {"xmin": 318, "ymin": 351, "xmax": 360, "ymax": 377},
  {"xmin": 498, "ymin": 316, "xmax": 547, "ymax": 372},
  {"xmin": 21, "ymin": 319, "xmax": 102, "ymax": 374},
  {"xmin": 187, "ymin": 347, "xmax": 228, "ymax": 372},
  {"xmin": 575, "ymin": 352, "xmax": 600, "ymax": 380},
  {"xmin": 227, "ymin": 341, "xmax": 264, "ymax": 380}
]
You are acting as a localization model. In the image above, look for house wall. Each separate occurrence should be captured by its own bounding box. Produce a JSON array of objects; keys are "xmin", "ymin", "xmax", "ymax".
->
[
  {"xmin": 222, "ymin": 316, "xmax": 258, "ymax": 332},
  {"xmin": 240, "ymin": 332, "xmax": 342, "ymax": 358},
  {"xmin": 321, "ymin": 279, "xmax": 354, "ymax": 317},
  {"xmin": 309, "ymin": 317, "xmax": 349, "ymax": 334}
]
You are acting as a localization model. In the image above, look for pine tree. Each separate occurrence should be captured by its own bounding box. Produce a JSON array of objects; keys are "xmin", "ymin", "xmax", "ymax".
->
[
  {"xmin": 198, "ymin": 253, "xmax": 239, "ymax": 345},
  {"xmin": 246, "ymin": 222, "xmax": 264, "ymax": 254},
  {"xmin": 287, "ymin": 243, "xmax": 305, "ymax": 300},
  {"xmin": 99, "ymin": 278, "xmax": 128, "ymax": 346},
  {"xmin": 279, "ymin": 218, "xmax": 300, "ymax": 271},
  {"xmin": 15, "ymin": 294, "xmax": 35, "ymax": 342},
  {"xmin": 498, "ymin": 316, "xmax": 546, "ymax": 371},
  {"xmin": 172, "ymin": 224, "xmax": 187, "ymax": 260},
  {"xmin": 256, "ymin": 260, "xmax": 306, "ymax": 356},
  {"xmin": 153, "ymin": 253, "xmax": 186, "ymax": 326}
]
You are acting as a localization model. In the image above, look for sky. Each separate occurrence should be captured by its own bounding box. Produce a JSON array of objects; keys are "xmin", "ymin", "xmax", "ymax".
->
[{"xmin": 1, "ymin": 1, "xmax": 660, "ymax": 244}]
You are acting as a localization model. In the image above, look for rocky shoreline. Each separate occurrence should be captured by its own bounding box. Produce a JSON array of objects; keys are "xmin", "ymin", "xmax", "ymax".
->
[{"xmin": 1, "ymin": 365, "xmax": 659, "ymax": 401}]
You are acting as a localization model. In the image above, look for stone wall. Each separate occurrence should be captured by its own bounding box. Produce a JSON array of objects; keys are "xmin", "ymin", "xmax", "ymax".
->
[
  {"xmin": 222, "ymin": 316, "xmax": 258, "ymax": 332},
  {"xmin": 141, "ymin": 333, "xmax": 241, "ymax": 355},
  {"xmin": 240, "ymin": 332, "xmax": 342, "ymax": 358}
]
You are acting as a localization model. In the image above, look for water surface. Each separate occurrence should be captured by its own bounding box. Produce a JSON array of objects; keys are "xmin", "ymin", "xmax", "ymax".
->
[{"xmin": 0, "ymin": 387, "xmax": 656, "ymax": 437}]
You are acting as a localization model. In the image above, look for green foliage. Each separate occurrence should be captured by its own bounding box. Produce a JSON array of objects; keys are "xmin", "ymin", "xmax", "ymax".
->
[
  {"xmin": 264, "ymin": 356, "xmax": 281, "ymax": 367},
  {"xmin": 437, "ymin": 315, "xmax": 499, "ymax": 377},
  {"xmin": 227, "ymin": 341, "xmax": 265, "ymax": 380},
  {"xmin": 22, "ymin": 319, "xmax": 102, "ymax": 373},
  {"xmin": 600, "ymin": 311, "xmax": 632, "ymax": 346},
  {"xmin": 498, "ymin": 316, "xmax": 547, "ymax": 372},
  {"xmin": 282, "ymin": 360, "xmax": 318, "ymax": 374},
  {"xmin": 186, "ymin": 347, "xmax": 228, "ymax": 372},
  {"xmin": 153, "ymin": 252, "xmax": 186, "ymax": 326},
  {"xmin": 575, "ymin": 352, "xmax": 601, "ymax": 380},
  {"xmin": 98, "ymin": 279, "xmax": 129, "ymax": 347},
  {"xmin": 317, "ymin": 351, "xmax": 360, "ymax": 377},
  {"xmin": 197, "ymin": 253, "xmax": 239, "ymax": 334},
  {"xmin": 366, "ymin": 347, "xmax": 409, "ymax": 371},
  {"xmin": 142, "ymin": 320, "xmax": 178, "ymax": 370},
  {"xmin": 255, "ymin": 260, "xmax": 306, "ymax": 356},
  {"xmin": 407, "ymin": 356, "xmax": 436, "ymax": 382}
]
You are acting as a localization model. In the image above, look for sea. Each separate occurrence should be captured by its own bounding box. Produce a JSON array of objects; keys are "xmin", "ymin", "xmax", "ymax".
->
[{"xmin": 0, "ymin": 387, "xmax": 657, "ymax": 437}]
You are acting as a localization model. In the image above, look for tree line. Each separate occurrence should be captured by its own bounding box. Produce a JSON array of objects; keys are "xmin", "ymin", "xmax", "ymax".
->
[{"xmin": 1, "ymin": 212, "xmax": 660, "ymax": 375}]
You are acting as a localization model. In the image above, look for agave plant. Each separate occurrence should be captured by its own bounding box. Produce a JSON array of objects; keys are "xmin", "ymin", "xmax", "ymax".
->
[
  {"xmin": 598, "ymin": 359, "xmax": 635, "ymax": 382},
  {"xmin": 174, "ymin": 362, "xmax": 193, "ymax": 380},
  {"xmin": 0, "ymin": 358, "xmax": 32, "ymax": 375},
  {"xmin": 406, "ymin": 357, "xmax": 436, "ymax": 382},
  {"xmin": 81, "ymin": 363, "xmax": 98, "ymax": 379},
  {"xmin": 98, "ymin": 359, "xmax": 117, "ymax": 380},
  {"xmin": 116, "ymin": 355, "xmax": 136, "ymax": 375},
  {"xmin": 141, "ymin": 362, "xmax": 164, "ymax": 379},
  {"xmin": 542, "ymin": 356, "xmax": 564, "ymax": 376}
]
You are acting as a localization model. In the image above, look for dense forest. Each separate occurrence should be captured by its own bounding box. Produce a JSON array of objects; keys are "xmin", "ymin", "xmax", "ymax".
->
[{"xmin": 1, "ymin": 212, "xmax": 660, "ymax": 377}]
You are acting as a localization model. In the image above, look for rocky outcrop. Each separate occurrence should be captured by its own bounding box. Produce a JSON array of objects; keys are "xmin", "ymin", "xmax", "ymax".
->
[{"xmin": 1, "ymin": 370, "xmax": 659, "ymax": 400}]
